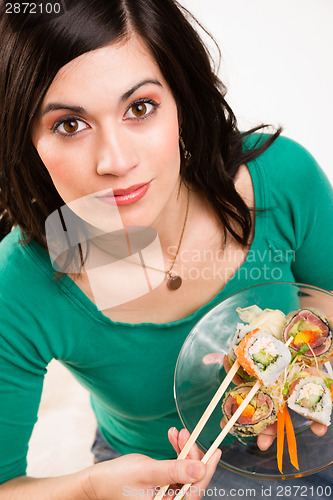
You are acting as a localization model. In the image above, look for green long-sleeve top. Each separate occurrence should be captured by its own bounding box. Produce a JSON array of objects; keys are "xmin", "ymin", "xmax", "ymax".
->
[{"xmin": 1, "ymin": 136, "xmax": 333, "ymax": 484}]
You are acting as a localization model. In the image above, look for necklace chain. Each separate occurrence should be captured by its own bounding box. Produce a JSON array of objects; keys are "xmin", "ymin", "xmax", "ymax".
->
[
  {"xmin": 166, "ymin": 188, "xmax": 190, "ymax": 277},
  {"xmin": 142, "ymin": 188, "xmax": 190, "ymax": 290}
]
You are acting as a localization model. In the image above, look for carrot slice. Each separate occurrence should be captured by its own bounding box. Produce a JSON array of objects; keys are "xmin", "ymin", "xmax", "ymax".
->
[
  {"xmin": 241, "ymin": 404, "xmax": 256, "ymax": 417},
  {"xmin": 293, "ymin": 330, "xmax": 316, "ymax": 345},
  {"xmin": 285, "ymin": 407, "xmax": 299, "ymax": 470},
  {"xmin": 277, "ymin": 406, "xmax": 285, "ymax": 474}
]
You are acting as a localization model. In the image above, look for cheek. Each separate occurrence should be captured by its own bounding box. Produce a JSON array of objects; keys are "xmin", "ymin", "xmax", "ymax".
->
[
  {"xmin": 35, "ymin": 138, "xmax": 90, "ymax": 183},
  {"xmin": 149, "ymin": 117, "xmax": 180, "ymax": 169}
]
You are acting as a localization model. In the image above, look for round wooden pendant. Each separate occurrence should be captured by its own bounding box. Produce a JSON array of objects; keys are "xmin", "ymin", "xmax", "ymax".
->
[{"xmin": 167, "ymin": 274, "xmax": 182, "ymax": 290}]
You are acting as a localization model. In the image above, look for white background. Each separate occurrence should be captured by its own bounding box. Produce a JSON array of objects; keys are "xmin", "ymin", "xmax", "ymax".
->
[{"xmin": 180, "ymin": 0, "xmax": 333, "ymax": 183}]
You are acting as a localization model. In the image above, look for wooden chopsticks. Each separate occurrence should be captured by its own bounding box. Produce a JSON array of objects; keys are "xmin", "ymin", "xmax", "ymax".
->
[
  {"xmin": 153, "ymin": 360, "xmax": 240, "ymax": 499},
  {"xmin": 173, "ymin": 380, "xmax": 261, "ymax": 500},
  {"xmin": 154, "ymin": 334, "xmax": 295, "ymax": 499},
  {"xmin": 169, "ymin": 336, "xmax": 295, "ymax": 499}
]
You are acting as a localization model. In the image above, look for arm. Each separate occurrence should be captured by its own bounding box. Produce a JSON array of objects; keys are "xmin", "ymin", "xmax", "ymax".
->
[
  {"xmin": 0, "ymin": 472, "xmax": 90, "ymax": 500},
  {"xmin": 0, "ymin": 444, "xmax": 220, "ymax": 500},
  {"xmin": 0, "ymin": 358, "xmax": 219, "ymax": 499}
]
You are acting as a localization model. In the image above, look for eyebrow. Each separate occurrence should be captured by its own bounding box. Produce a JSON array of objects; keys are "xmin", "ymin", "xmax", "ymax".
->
[
  {"xmin": 120, "ymin": 79, "xmax": 162, "ymax": 103},
  {"xmin": 40, "ymin": 79, "xmax": 163, "ymax": 117}
]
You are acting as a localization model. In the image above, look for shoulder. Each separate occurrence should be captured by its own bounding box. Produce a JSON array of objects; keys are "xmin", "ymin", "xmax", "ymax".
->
[
  {"xmin": 245, "ymin": 135, "xmax": 333, "ymax": 251},
  {"xmin": 0, "ymin": 227, "xmax": 52, "ymax": 302},
  {"xmin": 246, "ymin": 134, "xmax": 331, "ymax": 201},
  {"xmin": 0, "ymin": 227, "xmax": 67, "ymax": 361},
  {"xmin": 234, "ymin": 164, "xmax": 254, "ymax": 208},
  {"xmin": 0, "ymin": 227, "xmax": 26, "ymax": 279},
  {"xmin": 247, "ymin": 134, "xmax": 323, "ymax": 180},
  {"xmin": 0, "ymin": 227, "xmax": 32, "ymax": 271}
]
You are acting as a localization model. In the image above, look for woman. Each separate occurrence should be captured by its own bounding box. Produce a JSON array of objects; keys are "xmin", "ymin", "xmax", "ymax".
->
[{"xmin": 0, "ymin": 0, "xmax": 332, "ymax": 498}]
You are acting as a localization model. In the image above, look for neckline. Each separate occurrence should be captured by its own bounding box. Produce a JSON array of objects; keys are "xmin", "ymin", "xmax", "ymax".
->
[{"xmin": 25, "ymin": 156, "xmax": 266, "ymax": 329}]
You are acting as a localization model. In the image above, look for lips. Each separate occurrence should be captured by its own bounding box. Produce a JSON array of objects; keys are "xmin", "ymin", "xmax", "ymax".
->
[{"xmin": 96, "ymin": 182, "xmax": 151, "ymax": 206}]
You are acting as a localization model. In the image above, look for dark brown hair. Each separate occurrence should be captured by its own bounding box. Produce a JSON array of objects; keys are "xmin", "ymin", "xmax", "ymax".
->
[{"xmin": 0, "ymin": 0, "xmax": 280, "ymax": 249}]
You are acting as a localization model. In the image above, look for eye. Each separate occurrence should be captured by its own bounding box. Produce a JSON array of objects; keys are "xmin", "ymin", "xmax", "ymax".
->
[
  {"xmin": 52, "ymin": 117, "xmax": 89, "ymax": 136},
  {"xmin": 124, "ymin": 99, "xmax": 159, "ymax": 120}
]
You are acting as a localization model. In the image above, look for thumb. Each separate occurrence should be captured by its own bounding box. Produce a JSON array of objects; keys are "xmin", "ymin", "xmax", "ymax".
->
[{"xmin": 147, "ymin": 458, "xmax": 206, "ymax": 487}]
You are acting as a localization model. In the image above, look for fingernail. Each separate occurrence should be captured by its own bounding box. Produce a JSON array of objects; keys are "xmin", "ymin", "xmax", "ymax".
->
[
  {"xmin": 203, "ymin": 355, "xmax": 213, "ymax": 364},
  {"xmin": 188, "ymin": 463, "xmax": 205, "ymax": 481}
]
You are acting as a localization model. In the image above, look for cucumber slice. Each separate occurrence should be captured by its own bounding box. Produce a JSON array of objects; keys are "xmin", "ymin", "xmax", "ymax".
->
[
  {"xmin": 289, "ymin": 320, "xmax": 306, "ymax": 336},
  {"xmin": 297, "ymin": 394, "xmax": 322, "ymax": 409},
  {"xmin": 253, "ymin": 404, "xmax": 269, "ymax": 420},
  {"xmin": 289, "ymin": 321, "xmax": 300, "ymax": 336},
  {"xmin": 252, "ymin": 350, "xmax": 277, "ymax": 369}
]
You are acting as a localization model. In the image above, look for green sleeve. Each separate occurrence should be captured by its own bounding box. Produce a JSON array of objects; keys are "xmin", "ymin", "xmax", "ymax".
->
[
  {"xmin": 291, "ymin": 154, "xmax": 333, "ymax": 289},
  {"xmin": 257, "ymin": 135, "xmax": 333, "ymax": 290},
  {"xmin": 0, "ymin": 324, "xmax": 47, "ymax": 484},
  {"xmin": 0, "ymin": 234, "xmax": 50, "ymax": 484}
]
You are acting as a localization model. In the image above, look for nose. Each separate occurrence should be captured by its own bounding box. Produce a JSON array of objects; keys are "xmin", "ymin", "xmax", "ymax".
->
[{"xmin": 96, "ymin": 128, "xmax": 139, "ymax": 177}]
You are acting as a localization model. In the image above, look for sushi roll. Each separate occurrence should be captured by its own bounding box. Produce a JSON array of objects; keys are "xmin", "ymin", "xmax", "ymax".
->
[
  {"xmin": 228, "ymin": 323, "xmax": 252, "ymax": 361},
  {"xmin": 235, "ymin": 329, "xmax": 291, "ymax": 386},
  {"xmin": 222, "ymin": 382, "xmax": 278, "ymax": 436},
  {"xmin": 287, "ymin": 376, "xmax": 332, "ymax": 426},
  {"xmin": 228, "ymin": 323, "xmax": 256, "ymax": 381},
  {"xmin": 283, "ymin": 308, "xmax": 333, "ymax": 365}
]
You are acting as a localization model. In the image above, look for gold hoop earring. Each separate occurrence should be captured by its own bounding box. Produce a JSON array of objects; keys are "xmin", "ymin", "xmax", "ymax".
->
[{"xmin": 179, "ymin": 129, "xmax": 192, "ymax": 161}]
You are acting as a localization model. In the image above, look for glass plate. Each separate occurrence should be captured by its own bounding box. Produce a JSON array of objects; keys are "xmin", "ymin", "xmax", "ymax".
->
[{"xmin": 174, "ymin": 282, "xmax": 333, "ymax": 479}]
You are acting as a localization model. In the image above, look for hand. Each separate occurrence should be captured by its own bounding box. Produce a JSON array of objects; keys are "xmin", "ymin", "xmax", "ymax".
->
[
  {"xmin": 202, "ymin": 353, "xmax": 328, "ymax": 451},
  {"xmin": 168, "ymin": 427, "xmax": 221, "ymax": 498},
  {"xmin": 258, "ymin": 363, "xmax": 330, "ymax": 450},
  {"xmin": 256, "ymin": 359, "xmax": 330, "ymax": 448},
  {"xmin": 256, "ymin": 420, "xmax": 328, "ymax": 451},
  {"xmin": 83, "ymin": 433, "xmax": 221, "ymax": 500},
  {"xmin": 202, "ymin": 352, "xmax": 243, "ymax": 385}
]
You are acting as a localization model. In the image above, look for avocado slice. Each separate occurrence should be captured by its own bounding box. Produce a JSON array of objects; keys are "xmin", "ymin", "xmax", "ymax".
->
[
  {"xmin": 289, "ymin": 320, "xmax": 306, "ymax": 336},
  {"xmin": 252, "ymin": 350, "xmax": 278, "ymax": 370}
]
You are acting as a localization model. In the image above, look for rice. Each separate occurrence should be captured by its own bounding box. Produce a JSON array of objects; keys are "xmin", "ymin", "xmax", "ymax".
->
[
  {"xmin": 287, "ymin": 376, "xmax": 332, "ymax": 426},
  {"xmin": 236, "ymin": 331, "xmax": 291, "ymax": 386}
]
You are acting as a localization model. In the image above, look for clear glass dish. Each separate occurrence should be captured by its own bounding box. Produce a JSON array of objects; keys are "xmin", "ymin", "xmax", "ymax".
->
[{"xmin": 174, "ymin": 282, "xmax": 333, "ymax": 479}]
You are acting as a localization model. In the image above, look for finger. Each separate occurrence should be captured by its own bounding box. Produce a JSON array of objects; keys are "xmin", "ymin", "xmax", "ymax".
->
[
  {"xmin": 309, "ymin": 421, "xmax": 327, "ymax": 436},
  {"xmin": 168, "ymin": 427, "xmax": 181, "ymax": 455},
  {"xmin": 257, "ymin": 422, "xmax": 277, "ymax": 451},
  {"xmin": 178, "ymin": 428, "xmax": 190, "ymax": 449},
  {"xmin": 186, "ymin": 449, "xmax": 222, "ymax": 499},
  {"xmin": 202, "ymin": 353, "xmax": 225, "ymax": 365},
  {"xmin": 146, "ymin": 458, "xmax": 206, "ymax": 489},
  {"xmin": 219, "ymin": 416, "xmax": 227, "ymax": 430},
  {"xmin": 306, "ymin": 366, "xmax": 326, "ymax": 377},
  {"xmin": 178, "ymin": 429, "xmax": 203, "ymax": 461},
  {"xmin": 222, "ymin": 355, "xmax": 244, "ymax": 384}
]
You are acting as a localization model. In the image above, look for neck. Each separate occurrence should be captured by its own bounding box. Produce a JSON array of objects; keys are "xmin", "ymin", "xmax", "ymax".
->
[{"xmin": 150, "ymin": 182, "xmax": 189, "ymax": 257}]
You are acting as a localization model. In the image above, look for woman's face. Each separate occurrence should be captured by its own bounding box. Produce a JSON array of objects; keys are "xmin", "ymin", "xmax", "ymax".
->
[{"xmin": 32, "ymin": 35, "xmax": 181, "ymax": 230}]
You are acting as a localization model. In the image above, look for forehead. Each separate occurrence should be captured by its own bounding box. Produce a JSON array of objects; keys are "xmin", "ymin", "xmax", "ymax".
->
[{"xmin": 44, "ymin": 34, "xmax": 164, "ymax": 101}]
